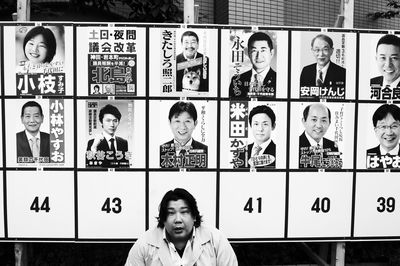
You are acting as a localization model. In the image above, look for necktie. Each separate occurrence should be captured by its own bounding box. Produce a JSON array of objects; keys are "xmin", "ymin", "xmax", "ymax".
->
[
  {"xmin": 316, "ymin": 70, "xmax": 323, "ymax": 86},
  {"xmin": 253, "ymin": 145, "xmax": 262, "ymax": 157},
  {"xmin": 110, "ymin": 138, "xmax": 116, "ymax": 157},
  {"xmin": 253, "ymin": 74, "xmax": 259, "ymax": 92},
  {"xmin": 30, "ymin": 137, "xmax": 39, "ymax": 157}
]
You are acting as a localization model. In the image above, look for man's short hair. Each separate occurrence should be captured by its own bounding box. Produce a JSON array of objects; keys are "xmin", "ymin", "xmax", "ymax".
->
[
  {"xmin": 20, "ymin": 101, "xmax": 43, "ymax": 117},
  {"xmin": 372, "ymin": 104, "xmax": 400, "ymax": 127},
  {"xmin": 168, "ymin": 101, "xmax": 197, "ymax": 122},
  {"xmin": 376, "ymin": 34, "xmax": 400, "ymax": 52},
  {"xmin": 303, "ymin": 104, "xmax": 331, "ymax": 123},
  {"xmin": 99, "ymin": 104, "xmax": 121, "ymax": 122},
  {"xmin": 23, "ymin": 26, "xmax": 57, "ymax": 63},
  {"xmin": 247, "ymin": 32, "xmax": 273, "ymax": 51},
  {"xmin": 249, "ymin": 105, "xmax": 276, "ymax": 126},
  {"xmin": 157, "ymin": 188, "xmax": 202, "ymax": 228},
  {"xmin": 311, "ymin": 34, "xmax": 334, "ymax": 49},
  {"xmin": 181, "ymin": 31, "xmax": 199, "ymax": 43}
]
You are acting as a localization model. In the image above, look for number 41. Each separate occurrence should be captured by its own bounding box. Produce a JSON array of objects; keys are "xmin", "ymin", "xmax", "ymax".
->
[{"xmin": 243, "ymin": 197, "xmax": 262, "ymax": 213}]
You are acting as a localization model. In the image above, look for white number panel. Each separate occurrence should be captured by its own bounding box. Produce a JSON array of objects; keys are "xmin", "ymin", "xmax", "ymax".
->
[
  {"xmin": 354, "ymin": 172, "xmax": 400, "ymax": 237},
  {"xmin": 77, "ymin": 171, "xmax": 145, "ymax": 239},
  {"xmin": 287, "ymin": 171, "xmax": 353, "ymax": 238},
  {"xmin": 219, "ymin": 171, "xmax": 286, "ymax": 238},
  {"xmin": 6, "ymin": 171, "xmax": 74, "ymax": 238}
]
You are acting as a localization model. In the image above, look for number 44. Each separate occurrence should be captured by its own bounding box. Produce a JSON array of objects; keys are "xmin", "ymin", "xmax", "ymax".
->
[{"xmin": 30, "ymin": 196, "xmax": 50, "ymax": 212}]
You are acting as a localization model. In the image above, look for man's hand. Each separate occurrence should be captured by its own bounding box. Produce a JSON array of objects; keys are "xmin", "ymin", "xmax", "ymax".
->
[{"xmin": 90, "ymin": 134, "xmax": 104, "ymax": 152}]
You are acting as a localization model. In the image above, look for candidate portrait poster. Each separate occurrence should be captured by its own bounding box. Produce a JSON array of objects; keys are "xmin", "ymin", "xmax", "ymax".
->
[
  {"xmin": 220, "ymin": 100, "xmax": 287, "ymax": 169},
  {"xmin": 76, "ymin": 99, "xmax": 145, "ymax": 168},
  {"xmin": 83, "ymin": 100, "xmax": 134, "ymax": 168},
  {"xmin": 148, "ymin": 100, "xmax": 217, "ymax": 169},
  {"xmin": 220, "ymin": 29, "xmax": 288, "ymax": 99},
  {"xmin": 359, "ymin": 33, "xmax": 400, "ymax": 101},
  {"xmin": 149, "ymin": 28, "xmax": 218, "ymax": 97},
  {"xmin": 289, "ymin": 102, "xmax": 355, "ymax": 169},
  {"xmin": 5, "ymin": 99, "xmax": 74, "ymax": 167},
  {"xmin": 3, "ymin": 24, "xmax": 73, "ymax": 96},
  {"xmin": 357, "ymin": 103, "xmax": 400, "ymax": 169},
  {"xmin": 291, "ymin": 31, "xmax": 356, "ymax": 100},
  {"xmin": 76, "ymin": 25, "xmax": 146, "ymax": 97}
]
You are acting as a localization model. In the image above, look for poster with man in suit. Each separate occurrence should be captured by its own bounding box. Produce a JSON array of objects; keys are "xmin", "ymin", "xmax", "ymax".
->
[{"xmin": 85, "ymin": 100, "xmax": 133, "ymax": 168}]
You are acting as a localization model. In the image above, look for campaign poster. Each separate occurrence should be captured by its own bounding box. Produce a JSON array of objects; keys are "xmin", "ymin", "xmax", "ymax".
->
[
  {"xmin": 220, "ymin": 28, "xmax": 288, "ymax": 99},
  {"xmin": 220, "ymin": 100, "xmax": 287, "ymax": 169},
  {"xmin": 84, "ymin": 100, "xmax": 134, "ymax": 168},
  {"xmin": 3, "ymin": 24, "xmax": 73, "ymax": 96},
  {"xmin": 15, "ymin": 25, "xmax": 65, "ymax": 95},
  {"xmin": 148, "ymin": 28, "xmax": 218, "ymax": 97},
  {"xmin": 357, "ymin": 103, "xmax": 400, "ymax": 169},
  {"xmin": 5, "ymin": 99, "xmax": 74, "ymax": 167},
  {"xmin": 359, "ymin": 33, "xmax": 400, "ymax": 101},
  {"xmin": 148, "ymin": 100, "xmax": 217, "ymax": 169},
  {"xmin": 291, "ymin": 31, "xmax": 356, "ymax": 100},
  {"xmin": 76, "ymin": 25, "xmax": 146, "ymax": 96},
  {"xmin": 289, "ymin": 102, "xmax": 355, "ymax": 169}
]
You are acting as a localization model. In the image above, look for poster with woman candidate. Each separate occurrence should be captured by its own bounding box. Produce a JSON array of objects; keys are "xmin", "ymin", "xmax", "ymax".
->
[
  {"xmin": 149, "ymin": 28, "xmax": 218, "ymax": 97},
  {"xmin": 357, "ymin": 103, "xmax": 400, "ymax": 169},
  {"xmin": 291, "ymin": 31, "xmax": 356, "ymax": 100},
  {"xmin": 220, "ymin": 28, "xmax": 288, "ymax": 99},
  {"xmin": 3, "ymin": 24, "xmax": 72, "ymax": 96},
  {"xmin": 75, "ymin": 25, "xmax": 146, "ymax": 97},
  {"xmin": 359, "ymin": 33, "xmax": 400, "ymax": 101},
  {"xmin": 220, "ymin": 100, "xmax": 287, "ymax": 169},
  {"xmin": 289, "ymin": 102, "xmax": 355, "ymax": 169},
  {"xmin": 5, "ymin": 98, "xmax": 74, "ymax": 167},
  {"xmin": 148, "ymin": 100, "xmax": 217, "ymax": 169}
]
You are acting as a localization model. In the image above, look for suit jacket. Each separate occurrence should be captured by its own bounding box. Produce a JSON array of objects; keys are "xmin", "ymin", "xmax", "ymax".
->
[
  {"xmin": 366, "ymin": 144, "xmax": 400, "ymax": 168},
  {"xmin": 16, "ymin": 131, "xmax": 50, "ymax": 161},
  {"xmin": 176, "ymin": 52, "xmax": 209, "ymax": 92},
  {"xmin": 300, "ymin": 61, "xmax": 346, "ymax": 87},
  {"xmin": 299, "ymin": 131, "xmax": 339, "ymax": 168},
  {"xmin": 86, "ymin": 136, "xmax": 129, "ymax": 168},
  {"xmin": 160, "ymin": 139, "xmax": 208, "ymax": 168},
  {"xmin": 238, "ymin": 140, "xmax": 276, "ymax": 168},
  {"xmin": 370, "ymin": 76, "xmax": 400, "ymax": 87},
  {"xmin": 229, "ymin": 68, "xmax": 276, "ymax": 98},
  {"xmin": 125, "ymin": 226, "xmax": 238, "ymax": 266}
]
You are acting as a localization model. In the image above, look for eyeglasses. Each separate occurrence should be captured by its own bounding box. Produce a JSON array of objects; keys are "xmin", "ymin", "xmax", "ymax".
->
[
  {"xmin": 376, "ymin": 124, "xmax": 400, "ymax": 131},
  {"xmin": 312, "ymin": 48, "xmax": 331, "ymax": 54}
]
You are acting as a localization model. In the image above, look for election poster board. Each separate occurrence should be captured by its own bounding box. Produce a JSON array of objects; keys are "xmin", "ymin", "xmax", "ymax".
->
[
  {"xmin": 3, "ymin": 23, "xmax": 73, "ymax": 96},
  {"xmin": 1, "ymin": 23, "xmax": 400, "ymax": 242},
  {"xmin": 220, "ymin": 28, "xmax": 288, "ymax": 99},
  {"xmin": 291, "ymin": 31, "xmax": 357, "ymax": 100},
  {"xmin": 75, "ymin": 25, "xmax": 146, "ymax": 97},
  {"xmin": 148, "ymin": 27, "xmax": 218, "ymax": 97}
]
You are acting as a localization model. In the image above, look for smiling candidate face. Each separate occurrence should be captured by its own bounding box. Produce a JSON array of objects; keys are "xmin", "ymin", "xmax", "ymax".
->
[
  {"xmin": 302, "ymin": 104, "xmax": 331, "ymax": 143},
  {"xmin": 374, "ymin": 113, "xmax": 400, "ymax": 152},
  {"xmin": 169, "ymin": 111, "xmax": 197, "ymax": 145},
  {"xmin": 24, "ymin": 34, "xmax": 48, "ymax": 64},
  {"xmin": 21, "ymin": 106, "xmax": 43, "ymax": 136}
]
